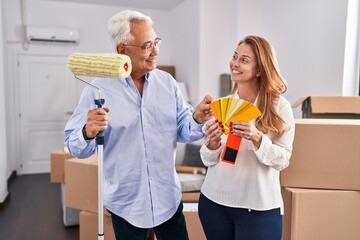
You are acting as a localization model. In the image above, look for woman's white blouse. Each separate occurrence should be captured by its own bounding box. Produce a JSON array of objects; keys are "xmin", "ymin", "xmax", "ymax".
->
[{"xmin": 200, "ymin": 96, "xmax": 295, "ymax": 214}]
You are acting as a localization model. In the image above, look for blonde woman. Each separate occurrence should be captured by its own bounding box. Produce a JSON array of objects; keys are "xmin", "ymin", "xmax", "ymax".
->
[{"xmin": 198, "ymin": 35, "xmax": 295, "ymax": 240}]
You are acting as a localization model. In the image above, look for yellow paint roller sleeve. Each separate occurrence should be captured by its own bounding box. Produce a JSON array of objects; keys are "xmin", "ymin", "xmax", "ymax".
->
[{"xmin": 67, "ymin": 53, "xmax": 132, "ymax": 78}]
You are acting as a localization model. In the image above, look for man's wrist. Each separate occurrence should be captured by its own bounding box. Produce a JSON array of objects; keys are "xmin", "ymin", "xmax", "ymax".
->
[
  {"xmin": 192, "ymin": 112, "xmax": 200, "ymax": 124},
  {"xmin": 82, "ymin": 124, "xmax": 94, "ymax": 140}
]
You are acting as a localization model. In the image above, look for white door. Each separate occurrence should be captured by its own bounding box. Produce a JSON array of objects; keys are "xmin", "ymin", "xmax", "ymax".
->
[{"xmin": 18, "ymin": 54, "xmax": 82, "ymax": 174}]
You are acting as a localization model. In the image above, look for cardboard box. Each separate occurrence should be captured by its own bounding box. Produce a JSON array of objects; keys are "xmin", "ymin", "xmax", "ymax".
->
[
  {"xmin": 292, "ymin": 96, "xmax": 360, "ymax": 119},
  {"xmin": 65, "ymin": 156, "xmax": 201, "ymax": 212},
  {"xmin": 65, "ymin": 155, "xmax": 98, "ymax": 212},
  {"xmin": 282, "ymin": 187, "xmax": 360, "ymax": 240},
  {"xmin": 50, "ymin": 147, "xmax": 74, "ymax": 183},
  {"xmin": 281, "ymin": 119, "xmax": 360, "ymax": 190},
  {"xmin": 80, "ymin": 209, "xmax": 201, "ymax": 240},
  {"xmin": 183, "ymin": 203, "xmax": 206, "ymax": 240},
  {"xmin": 154, "ymin": 203, "xmax": 205, "ymax": 240},
  {"xmin": 79, "ymin": 204, "xmax": 204, "ymax": 240},
  {"xmin": 67, "ymin": 158, "xmax": 204, "ymax": 239},
  {"xmin": 182, "ymin": 191, "xmax": 200, "ymax": 202},
  {"xmin": 79, "ymin": 211, "xmax": 115, "ymax": 240}
]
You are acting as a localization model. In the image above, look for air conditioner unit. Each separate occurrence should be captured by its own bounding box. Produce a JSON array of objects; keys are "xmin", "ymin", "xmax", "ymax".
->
[{"xmin": 26, "ymin": 26, "xmax": 80, "ymax": 44}]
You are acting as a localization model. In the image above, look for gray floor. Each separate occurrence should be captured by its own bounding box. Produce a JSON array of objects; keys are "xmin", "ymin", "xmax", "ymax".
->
[{"xmin": 0, "ymin": 173, "xmax": 79, "ymax": 240}]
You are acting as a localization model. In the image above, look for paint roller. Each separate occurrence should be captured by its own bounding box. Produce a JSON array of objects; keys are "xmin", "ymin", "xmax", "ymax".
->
[
  {"xmin": 66, "ymin": 52, "xmax": 132, "ymax": 240},
  {"xmin": 67, "ymin": 52, "xmax": 131, "ymax": 93},
  {"xmin": 66, "ymin": 52, "xmax": 132, "ymax": 115},
  {"xmin": 67, "ymin": 52, "xmax": 132, "ymax": 78},
  {"xmin": 66, "ymin": 52, "xmax": 132, "ymax": 136}
]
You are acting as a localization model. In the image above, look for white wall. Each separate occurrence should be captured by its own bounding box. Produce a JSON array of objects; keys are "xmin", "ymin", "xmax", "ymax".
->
[
  {"xmin": 198, "ymin": 0, "xmax": 236, "ymax": 102},
  {"xmin": 254, "ymin": 0, "xmax": 349, "ymax": 118},
  {"xmin": 170, "ymin": 0, "xmax": 238, "ymax": 104},
  {"xmin": 169, "ymin": 0, "xmax": 201, "ymax": 104},
  {"xmin": 5, "ymin": 0, "xmax": 172, "ymax": 59},
  {"xmin": 172, "ymin": 0, "xmax": 351, "ymax": 117},
  {"xmin": 203, "ymin": 0, "xmax": 349, "ymax": 117},
  {"xmin": 1, "ymin": 0, "xmax": 357, "ymax": 178},
  {"xmin": 0, "ymin": 0, "xmax": 9, "ymax": 203},
  {"xmin": 2, "ymin": 0, "xmax": 173, "ymax": 177},
  {"xmin": 343, "ymin": 0, "xmax": 360, "ymax": 95}
]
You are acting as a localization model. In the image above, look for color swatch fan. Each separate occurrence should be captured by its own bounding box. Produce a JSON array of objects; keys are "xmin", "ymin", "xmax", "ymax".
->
[
  {"xmin": 210, "ymin": 97, "xmax": 262, "ymax": 134},
  {"xmin": 210, "ymin": 97, "xmax": 262, "ymax": 165}
]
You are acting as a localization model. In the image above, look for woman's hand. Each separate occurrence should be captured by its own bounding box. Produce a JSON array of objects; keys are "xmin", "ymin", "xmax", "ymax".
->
[
  {"xmin": 230, "ymin": 121, "xmax": 263, "ymax": 148},
  {"xmin": 205, "ymin": 120, "xmax": 224, "ymax": 150}
]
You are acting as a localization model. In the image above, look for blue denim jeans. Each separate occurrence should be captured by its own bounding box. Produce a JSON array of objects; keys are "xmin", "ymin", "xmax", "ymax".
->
[{"xmin": 198, "ymin": 193, "xmax": 282, "ymax": 240}]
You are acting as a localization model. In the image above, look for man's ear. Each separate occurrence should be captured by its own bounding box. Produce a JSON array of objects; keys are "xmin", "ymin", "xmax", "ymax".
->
[{"xmin": 117, "ymin": 44, "xmax": 126, "ymax": 54}]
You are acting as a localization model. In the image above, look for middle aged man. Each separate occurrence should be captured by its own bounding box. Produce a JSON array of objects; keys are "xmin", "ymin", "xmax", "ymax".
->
[{"xmin": 64, "ymin": 9, "xmax": 213, "ymax": 240}]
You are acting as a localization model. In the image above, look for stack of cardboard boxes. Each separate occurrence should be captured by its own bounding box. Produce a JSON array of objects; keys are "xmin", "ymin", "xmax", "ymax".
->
[
  {"xmin": 64, "ymin": 156, "xmax": 116, "ymax": 240},
  {"xmin": 281, "ymin": 96, "xmax": 360, "ymax": 240},
  {"xmin": 65, "ymin": 157, "xmax": 206, "ymax": 240}
]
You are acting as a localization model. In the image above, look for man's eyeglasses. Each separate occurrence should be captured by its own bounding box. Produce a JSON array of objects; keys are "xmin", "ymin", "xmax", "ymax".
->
[{"xmin": 126, "ymin": 38, "xmax": 162, "ymax": 52}]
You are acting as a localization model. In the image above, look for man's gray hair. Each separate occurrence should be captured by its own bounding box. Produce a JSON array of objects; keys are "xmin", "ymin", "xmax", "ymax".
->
[{"xmin": 107, "ymin": 10, "xmax": 153, "ymax": 47}]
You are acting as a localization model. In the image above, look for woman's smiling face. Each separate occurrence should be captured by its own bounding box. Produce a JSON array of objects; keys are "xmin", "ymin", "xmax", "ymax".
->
[{"xmin": 229, "ymin": 43, "xmax": 260, "ymax": 84}]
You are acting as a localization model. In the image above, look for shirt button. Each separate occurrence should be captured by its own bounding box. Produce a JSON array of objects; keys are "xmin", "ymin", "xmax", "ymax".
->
[{"xmin": 149, "ymin": 177, "xmax": 153, "ymax": 181}]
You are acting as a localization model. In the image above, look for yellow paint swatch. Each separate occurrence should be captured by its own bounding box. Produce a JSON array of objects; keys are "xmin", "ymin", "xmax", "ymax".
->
[{"xmin": 210, "ymin": 97, "xmax": 262, "ymax": 134}]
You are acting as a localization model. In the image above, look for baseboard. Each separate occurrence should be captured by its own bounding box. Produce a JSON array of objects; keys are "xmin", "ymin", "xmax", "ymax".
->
[
  {"xmin": 0, "ymin": 171, "xmax": 16, "ymax": 208},
  {"xmin": 0, "ymin": 191, "xmax": 9, "ymax": 207},
  {"xmin": 7, "ymin": 171, "xmax": 17, "ymax": 185}
]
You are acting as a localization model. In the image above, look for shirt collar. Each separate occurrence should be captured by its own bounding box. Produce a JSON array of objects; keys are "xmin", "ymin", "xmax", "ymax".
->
[
  {"xmin": 123, "ymin": 71, "xmax": 152, "ymax": 85},
  {"xmin": 234, "ymin": 91, "xmax": 259, "ymax": 105},
  {"xmin": 145, "ymin": 72, "xmax": 150, "ymax": 80}
]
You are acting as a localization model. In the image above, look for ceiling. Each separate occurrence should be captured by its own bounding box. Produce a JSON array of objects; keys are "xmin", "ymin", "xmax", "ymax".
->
[{"xmin": 44, "ymin": 0, "xmax": 186, "ymax": 11}]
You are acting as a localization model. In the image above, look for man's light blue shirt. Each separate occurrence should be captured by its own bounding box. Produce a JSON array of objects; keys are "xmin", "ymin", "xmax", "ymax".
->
[{"xmin": 64, "ymin": 69, "xmax": 204, "ymax": 228}]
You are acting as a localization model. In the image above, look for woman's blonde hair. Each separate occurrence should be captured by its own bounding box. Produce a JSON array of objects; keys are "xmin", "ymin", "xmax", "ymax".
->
[{"xmin": 231, "ymin": 35, "xmax": 287, "ymax": 140}]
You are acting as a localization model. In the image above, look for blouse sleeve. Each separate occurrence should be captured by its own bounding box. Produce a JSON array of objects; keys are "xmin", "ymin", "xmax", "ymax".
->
[
  {"xmin": 199, "ymin": 135, "xmax": 226, "ymax": 167},
  {"xmin": 253, "ymin": 99, "xmax": 295, "ymax": 171}
]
